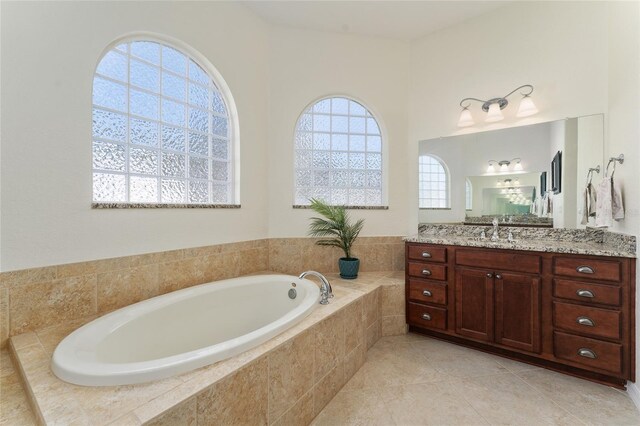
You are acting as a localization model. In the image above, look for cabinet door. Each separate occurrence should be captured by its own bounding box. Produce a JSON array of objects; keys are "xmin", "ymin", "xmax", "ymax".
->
[
  {"xmin": 495, "ymin": 272, "xmax": 541, "ymax": 353},
  {"xmin": 455, "ymin": 267, "xmax": 494, "ymax": 342}
]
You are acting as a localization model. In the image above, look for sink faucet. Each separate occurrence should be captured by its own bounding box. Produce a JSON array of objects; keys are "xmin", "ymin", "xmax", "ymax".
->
[
  {"xmin": 299, "ymin": 271, "xmax": 333, "ymax": 305},
  {"xmin": 491, "ymin": 217, "xmax": 500, "ymax": 242}
]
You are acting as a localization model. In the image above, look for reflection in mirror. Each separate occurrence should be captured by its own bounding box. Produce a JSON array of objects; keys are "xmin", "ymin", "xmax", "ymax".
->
[{"xmin": 418, "ymin": 114, "xmax": 604, "ymax": 229}]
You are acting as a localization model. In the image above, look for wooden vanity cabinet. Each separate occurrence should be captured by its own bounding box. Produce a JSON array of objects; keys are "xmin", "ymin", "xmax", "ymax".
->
[{"xmin": 405, "ymin": 242, "xmax": 636, "ymax": 388}]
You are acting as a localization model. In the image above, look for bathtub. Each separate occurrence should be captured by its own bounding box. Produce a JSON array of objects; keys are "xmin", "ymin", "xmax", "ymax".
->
[{"xmin": 51, "ymin": 274, "xmax": 320, "ymax": 386}]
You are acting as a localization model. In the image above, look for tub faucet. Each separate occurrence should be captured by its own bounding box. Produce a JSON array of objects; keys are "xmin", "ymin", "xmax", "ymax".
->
[
  {"xmin": 299, "ymin": 271, "xmax": 333, "ymax": 305},
  {"xmin": 491, "ymin": 217, "xmax": 500, "ymax": 242}
]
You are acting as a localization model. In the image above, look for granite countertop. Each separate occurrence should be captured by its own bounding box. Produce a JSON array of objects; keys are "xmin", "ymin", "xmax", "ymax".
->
[{"xmin": 406, "ymin": 224, "xmax": 637, "ymax": 258}]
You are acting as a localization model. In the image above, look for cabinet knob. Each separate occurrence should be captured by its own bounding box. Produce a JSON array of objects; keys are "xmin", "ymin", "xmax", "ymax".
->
[
  {"xmin": 577, "ymin": 348, "xmax": 597, "ymax": 359},
  {"xmin": 576, "ymin": 289, "xmax": 595, "ymax": 298},
  {"xmin": 421, "ymin": 313, "xmax": 431, "ymax": 321},
  {"xmin": 486, "ymin": 273, "xmax": 493, "ymax": 278},
  {"xmin": 495, "ymin": 274, "xmax": 502, "ymax": 280},
  {"xmin": 576, "ymin": 265, "xmax": 595, "ymax": 274},
  {"xmin": 422, "ymin": 269, "xmax": 431, "ymax": 276},
  {"xmin": 576, "ymin": 316, "xmax": 595, "ymax": 327},
  {"xmin": 421, "ymin": 252, "xmax": 432, "ymax": 258},
  {"xmin": 422, "ymin": 290, "xmax": 432, "ymax": 297}
]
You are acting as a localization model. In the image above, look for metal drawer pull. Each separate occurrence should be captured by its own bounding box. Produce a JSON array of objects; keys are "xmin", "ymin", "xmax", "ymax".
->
[
  {"xmin": 578, "ymin": 348, "xmax": 597, "ymax": 359},
  {"xmin": 576, "ymin": 289, "xmax": 595, "ymax": 298},
  {"xmin": 422, "ymin": 269, "xmax": 431, "ymax": 276},
  {"xmin": 576, "ymin": 266, "xmax": 595, "ymax": 274},
  {"xmin": 495, "ymin": 274, "xmax": 502, "ymax": 280},
  {"xmin": 421, "ymin": 313, "xmax": 431, "ymax": 321},
  {"xmin": 486, "ymin": 273, "xmax": 493, "ymax": 278},
  {"xmin": 422, "ymin": 252, "xmax": 432, "ymax": 258},
  {"xmin": 422, "ymin": 290, "xmax": 432, "ymax": 297},
  {"xmin": 576, "ymin": 316, "xmax": 595, "ymax": 327}
]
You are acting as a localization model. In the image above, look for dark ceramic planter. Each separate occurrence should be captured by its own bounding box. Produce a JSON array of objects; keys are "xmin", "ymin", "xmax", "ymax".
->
[{"xmin": 339, "ymin": 257, "xmax": 360, "ymax": 279}]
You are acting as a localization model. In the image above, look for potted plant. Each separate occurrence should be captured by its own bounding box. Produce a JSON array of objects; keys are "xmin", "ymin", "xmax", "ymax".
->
[{"xmin": 307, "ymin": 198, "xmax": 365, "ymax": 279}]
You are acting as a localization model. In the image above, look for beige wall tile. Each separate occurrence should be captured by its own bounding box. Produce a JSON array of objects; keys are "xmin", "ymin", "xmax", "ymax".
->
[
  {"xmin": 158, "ymin": 258, "xmax": 207, "ymax": 294},
  {"xmin": 363, "ymin": 288, "xmax": 380, "ymax": 328},
  {"xmin": 381, "ymin": 284, "xmax": 405, "ymax": 317},
  {"xmin": 391, "ymin": 244, "xmax": 406, "ymax": 271},
  {"xmin": 312, "ymin": 363, "xmax": 345, "ymax": 418},
  {"xmin": 381, "ymin": 315, "xmax": 408, "ymax": 337},
  {"xmin": 314, "ymin": 311, "xmax": 345, "ymax": 381},
  {"xmin": 343, "ymin": 299, "xmax": 364, "ymax": 355},
  {"xmin": 97, "ymin": 265, "xmax": 159, "ymax": 314},
  {"xmin": 56, "ymin": 261, "xmax": 97, "ymax": 279},
  {"xmin": 366, "ymin": 320, "xmax": 381, "ymax": 350},
  {"xmin": 343, "ymin": 344, "xmax": 366, "ymax": 384},
  {"xmin": 354, "ymin": 244, "xmax": 393, "ymax": 272},
  {"xmin": 271, "ymin": 390, "xmax": 314, "ymax": 426},
  {"xmin": 9, "ymin": 275, "xmax": 97, "ymax": 335},
  {"xmin": 0, "ymin": 288, "xmax": 8, "ymax": 347},
  {"xmin": 268, "ymin": 329, "xmax": 315, "ymax": 422},
  {"xmin": 197, "ymin": 356, "xmax": 268, "ymax": 425},
  {"xmin": 1, "ymin": 266, "xmax": 57, "ymax": 288},
  {"xmin": 129, "ymin": 250, "xmax": 184, "ymax": 268},
  {"xmin": 36, "ymin": 316, "xmax": 97, "ymax": 355},
  {"xmin": 146, "ymin": 397, "xmax": 196, "ymax": 426}
]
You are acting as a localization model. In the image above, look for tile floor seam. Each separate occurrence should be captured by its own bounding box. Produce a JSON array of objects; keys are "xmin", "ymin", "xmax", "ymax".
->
[{"xmin": 509, "ymin": 368, "xmax": 588, "ymax": 426}]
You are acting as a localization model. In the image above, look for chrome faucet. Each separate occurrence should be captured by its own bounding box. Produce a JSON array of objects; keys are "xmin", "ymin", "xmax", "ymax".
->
[
  {"xmin": 299, "ymin": 271, "xmax": 333, "ymax": 305},
  {"xmin": 491, "ymin": 217, "xmax": 500, "ymax": 242}
]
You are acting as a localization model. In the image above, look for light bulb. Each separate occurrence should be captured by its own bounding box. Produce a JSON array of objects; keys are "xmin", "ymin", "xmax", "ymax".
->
[
  {"xmin": 457, "ymin": 107, "xmax": 474, "ymax": 127},
  {"xmin": 517, "ymin": 95, "xmax": 538, "ymax": 117},
  {"xmin": 487, "ymin": 163, "xmax": 495, "ymax": 173},
  {"xmin": 499, "ymin": 163, "xmax": 509, "ymax": 172},
  {"xmin": 514, "ymin": 161, "xmax": 523, "ymax": 171},
  {"xmin": 485, "ymin": 102, "xmax": 504, "ymax": 122}
]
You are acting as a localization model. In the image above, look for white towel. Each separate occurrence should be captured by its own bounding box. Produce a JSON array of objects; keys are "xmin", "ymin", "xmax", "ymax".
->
[
  {"xmin": 595, "ymin": 177, "xmax": 613, "ymax": 227},
  {"xmin": 580, "ymin": 183, "xmax": 597, "ymax": 225},
  {"xmin": 612, "ymin": 176, "xmax": 624, "ymax": 220}
]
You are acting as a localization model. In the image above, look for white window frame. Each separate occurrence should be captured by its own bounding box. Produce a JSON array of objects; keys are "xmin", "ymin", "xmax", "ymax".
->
[
  {"xmin": 292, "ymin": 95, "xmax": 388, "ymax": 208},
  {"xmin": 418, "ymin": 154, "xmax": 450, "ymax": 209},
  {"xmin": 91, "ymin": 33, "xmax": 240, "ymax": 207}
]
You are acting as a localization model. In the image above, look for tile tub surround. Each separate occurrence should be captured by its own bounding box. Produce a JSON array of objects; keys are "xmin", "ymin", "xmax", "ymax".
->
[
  {"xmin": 8, "ymin": 272, "xmax": 402, "ymax": 425},
  {"xmin": 0, "ymin": 236, "xmax": 405, "ymax": 348},
  {"xmin": 411, "ymin": 224, "xmax": 636, "ymax": 258}
]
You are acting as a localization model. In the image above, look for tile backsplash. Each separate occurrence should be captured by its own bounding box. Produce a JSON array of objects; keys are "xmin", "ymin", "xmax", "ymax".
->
[{"xmin": 0, "ymin": 237, "xmax": 404, "ymax": 347}]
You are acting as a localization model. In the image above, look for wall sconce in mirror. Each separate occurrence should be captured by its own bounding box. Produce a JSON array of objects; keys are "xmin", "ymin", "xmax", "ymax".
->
[
  {"xmin": 486, "ymin": 158, "xmax": 523, "ymax": 174},
  {"xmin": 458, "ymin": 84, "xmax": 538, "ymax": 127}
]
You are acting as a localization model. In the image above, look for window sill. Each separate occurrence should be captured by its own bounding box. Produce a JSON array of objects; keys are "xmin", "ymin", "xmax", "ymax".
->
[
  {"xmin": 293, "ymin": 205, "xmax": 389, "ymax": 210},
  {"xmin": 92, "ymin": 203, "xmax": 241, "ymax": 209}
]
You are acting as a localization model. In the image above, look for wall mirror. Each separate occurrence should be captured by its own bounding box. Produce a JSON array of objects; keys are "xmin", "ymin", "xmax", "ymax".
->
[{"xmin": 418, "ymin": 114, "xmax": 604, "ymax": 229}]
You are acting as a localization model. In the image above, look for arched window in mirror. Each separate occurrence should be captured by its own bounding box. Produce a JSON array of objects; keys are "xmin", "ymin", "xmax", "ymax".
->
[
  {"xmin": 465, "ymin": 178, "xmax": 472, "ymax": 210},
  {"xmin": 92, "ymin": 38, "xmax": 236, "ymax": 205},
  {"xmin": 418, "ymin": 155, "xmax": 449, "ymax": 208}
]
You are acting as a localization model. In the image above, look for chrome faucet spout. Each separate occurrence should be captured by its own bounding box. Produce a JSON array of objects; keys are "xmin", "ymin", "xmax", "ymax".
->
[{"xmin": 299, "ymin": 271, "xmax": 333, "ymax": 305}]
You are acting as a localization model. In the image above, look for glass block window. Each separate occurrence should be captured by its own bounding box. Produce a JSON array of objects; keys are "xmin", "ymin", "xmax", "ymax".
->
[
  {"xmin": 465, "ymin": 178, "xmax": 472, "ymax": 210},
  {"xmin": 294, "ymin": 97, "xmax": 383, "ymax": 206},
  {"xmin": 419, "ymin": 155, "xmax": 449, "ymax": 208},
  {"xmin": 92, "ymin": 40, "xmax": 234, "ymax": 204}
]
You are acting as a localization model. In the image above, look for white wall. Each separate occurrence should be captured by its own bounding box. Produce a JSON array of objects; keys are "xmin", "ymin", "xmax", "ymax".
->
[
  {"xmin": 408, "ymin": 1, "xmax": 608, "ymax": 230},
  {"xmin": 266, "ymin": 27, "xmax": 410, "ymax": 238},
  {"xmin": 605, "ymin": 1, "xmax": 640, "ymax": 396},
  {"xmin": 576, "ymin": 115, "xmax": 605, "ymax": 228},
  {"xmin": 0, "ymin": 1, "xmax": 270, "ymax": 271}
]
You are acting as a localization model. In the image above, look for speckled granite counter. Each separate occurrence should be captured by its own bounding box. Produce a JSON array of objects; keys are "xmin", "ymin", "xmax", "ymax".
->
[{"xmin": 406, "ymin": 224, "xmax": 636, "ymax": 258}]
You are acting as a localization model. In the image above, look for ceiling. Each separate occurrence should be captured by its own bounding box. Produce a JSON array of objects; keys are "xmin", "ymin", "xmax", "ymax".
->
[{"xmin": 241, "ymin": 1, "xmax": 510, "ymax": 41}]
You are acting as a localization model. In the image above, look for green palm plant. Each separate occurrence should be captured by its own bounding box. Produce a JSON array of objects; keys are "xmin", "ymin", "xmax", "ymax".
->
[{"xmin": 307, "ymin": 198, "xmax": 365, "ymax": 259}]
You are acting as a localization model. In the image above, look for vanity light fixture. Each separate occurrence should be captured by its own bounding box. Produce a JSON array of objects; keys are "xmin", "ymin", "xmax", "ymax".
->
[
  {"xmin": 458, "ymin": 84, "xmax": 538, "ymax": 127},
  {"xmin": 486, "ymin": 158, "xmax": 523, "ymax": 174}
]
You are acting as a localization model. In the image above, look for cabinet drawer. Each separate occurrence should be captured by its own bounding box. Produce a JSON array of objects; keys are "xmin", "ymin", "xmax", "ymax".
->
[
  {"xmin": 553, "ymin": 279, "xmax": 621, "ymax": 307},
  {"xmin": 553, "ymin": 331, "xmax": 622, "ymax": 374},
  {"xmin": 407, "ymin": 302, "xmax": 447, "ymax": 330},
  {"xmin": 407, "ymin": 245, "xmax": 447, "ymax": 263},
  {"xmin": 553, "ymin": 257, "xmax": 621, "ymax": 282},
  {"xmin": 408, "ymin": 279, "xmax": 447, "ymax": 305},
  {"xmin": 456, "ymin": 249, "xmax": 540, "ymax": 274},
  {"xmin": 407, "ymin": 262, "xmax": 447, "ymax": 281},
  {"xmin": 553, "ymin": 301, "xmax": 621, "ymax": 340}
]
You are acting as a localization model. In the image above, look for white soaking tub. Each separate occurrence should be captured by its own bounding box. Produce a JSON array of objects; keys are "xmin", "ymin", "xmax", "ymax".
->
[{"xmin": 52, "ymin": 274, "xmax": 319, "ymax": 386}]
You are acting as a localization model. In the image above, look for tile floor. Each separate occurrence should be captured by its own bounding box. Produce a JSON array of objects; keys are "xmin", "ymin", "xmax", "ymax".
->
[
  {"xmin": 2, "ymin": 334, "xmax": 640, "ymax": 425},
  {"xmin": 313, "ymin": 333, "xmax": 640, "ymax": 426}
]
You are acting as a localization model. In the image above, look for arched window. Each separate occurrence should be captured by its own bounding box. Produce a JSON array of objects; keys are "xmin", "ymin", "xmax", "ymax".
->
[
  {"xmin": 418, "ymin": 155, "xmax": 449, "ymax": 208},
  {"xmin": 92, "ymin": 38, "xmax": 235, "ymax": 205},
  {"xmin": 465, "ymin": 178, "xmax": 473, "ymax": 210},
  {"xmin": 293, "ymin": 96, "xmax": 383, "ymax": 206}
]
